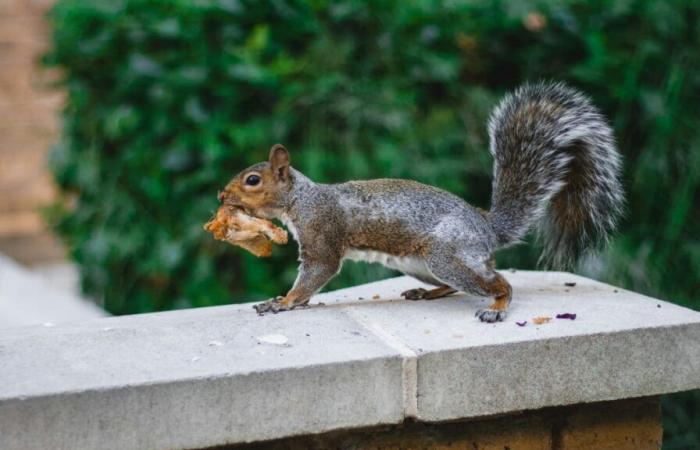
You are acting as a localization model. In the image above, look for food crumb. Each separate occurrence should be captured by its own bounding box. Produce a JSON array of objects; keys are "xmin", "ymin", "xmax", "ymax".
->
[
  {"xmin": 372, "ymin": 294, "xmax": 380, "ymax": 299},
  {"xmin": 556, "ymin": 313, "xmax": 577, "ymax": 320},
  {"xmin": 532, "ymin": 316, "xmax": 552, "ymax": 325}
]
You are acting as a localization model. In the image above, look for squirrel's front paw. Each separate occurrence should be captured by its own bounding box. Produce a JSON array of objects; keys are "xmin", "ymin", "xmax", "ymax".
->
[
  {"xmin": 253, "ymin": 296, "xmax": 311, "ymax": 315},
  {"xmin": 253, "ymin": 296, "xmax": 289, "ymax": 315},
  {"xmin": 475, "ymin": 308, "xmax": 507, "ymax": 323}
]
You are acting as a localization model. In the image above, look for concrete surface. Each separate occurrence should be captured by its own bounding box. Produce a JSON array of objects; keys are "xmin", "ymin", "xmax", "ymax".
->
[
  {"xmin": 31, "ymin": 262, "xmax": 82, "ymax": 297},
  {"xmin": 316, "ymin": 271, "xmax": 700, "ymax": 421},
  {"xmin": 0, "ymin": 254, "xmax": 105, "ymax": 328},
  {"xmin": 0, "ymin": 302, "xmax": 405, "ymax": 449},
  {"xmin": 0, "ymin": 271, "xmax": 698, "ymax": 450}
]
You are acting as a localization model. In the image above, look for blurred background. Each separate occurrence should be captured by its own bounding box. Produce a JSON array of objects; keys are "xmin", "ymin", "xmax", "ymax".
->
[{"xmin": 0, "ymin": 0, "xmax": 697, "ymax": 447}]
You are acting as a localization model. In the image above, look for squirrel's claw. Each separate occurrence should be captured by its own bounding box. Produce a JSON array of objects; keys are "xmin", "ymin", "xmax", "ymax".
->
[
  {"xmin": 475, "ymin": 309, "xmax": 507, "ymax": 323},
  {"xmin": 253, "ymin": 296, "xmax": 288, "ymax": 315},
  {"xmin": 253, "ymin": 296, "xmax": 313, "ymax": 315}
]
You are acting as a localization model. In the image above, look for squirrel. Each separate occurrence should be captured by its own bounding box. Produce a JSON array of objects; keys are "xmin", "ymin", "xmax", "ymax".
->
[{"xmin": 217, "ymin": 82, "xmax": 623, "ymax": 322}]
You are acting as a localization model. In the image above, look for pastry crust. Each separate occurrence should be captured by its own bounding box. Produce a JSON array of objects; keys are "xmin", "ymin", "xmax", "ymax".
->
[{"xmin": 204, "ymin": 206, "xmax": 288, "ymax": 257}]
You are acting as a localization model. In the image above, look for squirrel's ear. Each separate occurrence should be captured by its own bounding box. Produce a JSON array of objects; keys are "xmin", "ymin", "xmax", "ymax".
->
[{"xmin": 269, "ymin": 144, "xmax": 290, "ymax": 182}]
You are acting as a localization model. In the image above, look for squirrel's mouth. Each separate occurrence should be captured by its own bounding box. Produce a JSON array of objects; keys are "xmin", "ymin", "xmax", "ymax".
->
[
  {"xmin": 218, "ymin": 192, "xmax": 267, "ymax": 219},
  {"xmin": 220, "ymin": 201, "xmax": 258, "ymax": 219},
  {"xmin": 220, "ymin": 196, "xmax": 247, "ymax": 212}
]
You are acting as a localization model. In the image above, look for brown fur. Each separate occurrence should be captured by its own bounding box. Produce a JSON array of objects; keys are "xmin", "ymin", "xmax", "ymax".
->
[
  {"xmin": 345, "ymin": 220, "xmax": 428, "ymax": 257},
  {"xmin": 402, "ymin": 285, "xmax": 458, "ymax": 300},
  {"xmin": 218, "ymin": 145, "xmax": 291, "ymax": 217},
  {"xmin": 478, "ymin": 272, "xmax": 512, "ymax": 311}
]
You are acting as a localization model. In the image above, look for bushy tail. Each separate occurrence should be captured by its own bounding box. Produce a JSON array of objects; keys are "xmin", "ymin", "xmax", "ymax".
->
[{"xmin": 488, "ymin": 82, "xmax": 623, "ymax": 269}]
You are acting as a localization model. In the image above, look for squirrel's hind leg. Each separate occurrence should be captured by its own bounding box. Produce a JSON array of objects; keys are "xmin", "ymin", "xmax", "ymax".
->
[
  {"xmin": 473, "ymin": 276, "xmax": 512, "ymax": 323},
  {"xmin": 401, "ymin": 285, "xmax": 457, "ymax": 300},
  {"xmin": 401, "ymin": 272, "xmax": 456, "ymax": 300},
  {"xmin": 424, "ymin": 249, "xmax": 512, "ymax": 323}
]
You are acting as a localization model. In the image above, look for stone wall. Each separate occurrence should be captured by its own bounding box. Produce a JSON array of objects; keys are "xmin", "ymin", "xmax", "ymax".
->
[
  {"xmin": 1, "ymin": 273, "xmax": 698, "ymax": 450},
  {"xmin": 0, "ymin": 0, "xmax": 64, "ymax": 264}
]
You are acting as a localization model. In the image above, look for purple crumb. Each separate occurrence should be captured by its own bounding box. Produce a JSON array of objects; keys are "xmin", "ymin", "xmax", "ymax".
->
[
  {"xmin": 556, "ymin": 313, "xmax": 577, "ymax": 320},
  {"xmin": 516, "ymin": 321, "xmax": 527, "ymax": 327}
]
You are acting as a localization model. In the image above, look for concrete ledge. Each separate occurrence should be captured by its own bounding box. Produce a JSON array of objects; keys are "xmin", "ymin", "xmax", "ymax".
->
[{"xmin": 0, "ymin": 271, "xmax": 698, "ymax": 450}]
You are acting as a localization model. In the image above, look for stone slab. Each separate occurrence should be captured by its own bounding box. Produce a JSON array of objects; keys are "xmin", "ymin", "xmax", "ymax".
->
[
  {"xmin": 311, "ymin": 271, "xmax": 700, "ymax": 422},
  {"xmin": 0, "ymin": 304, "xmax": 405, "ymax": 450}
]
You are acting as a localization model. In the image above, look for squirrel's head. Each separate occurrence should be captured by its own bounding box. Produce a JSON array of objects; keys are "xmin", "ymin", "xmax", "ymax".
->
[{"xmin": 218, "ymin": 144, "xmax": 292, "ymax": 217}]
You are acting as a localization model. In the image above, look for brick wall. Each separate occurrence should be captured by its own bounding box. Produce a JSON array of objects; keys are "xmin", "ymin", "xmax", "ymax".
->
[
  {"xmin": 0, "ymin": 0, "xmax": 65, "ymax": 264},
  {"xmin": 227, "ymin": 397, "xmax": 662, "ymax": 450}
]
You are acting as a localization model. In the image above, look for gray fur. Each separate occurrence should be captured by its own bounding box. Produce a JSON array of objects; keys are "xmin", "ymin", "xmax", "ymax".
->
[
  {"xmin": 265, "ymin": 170, "xmax": 499, "ymax": 306},
  {"xmin": 488, "ymin": 82, "xmax": 624, "ymax": 268}
]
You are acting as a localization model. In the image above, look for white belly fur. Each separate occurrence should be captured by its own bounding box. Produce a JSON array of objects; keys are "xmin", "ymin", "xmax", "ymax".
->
[
  {"xmin": 343, "ymin": 249, "xmax": 432, "ymax": 278},
  {"xmin": 279, "ymin": 214, "xmax": 433, "ymax": 280}
]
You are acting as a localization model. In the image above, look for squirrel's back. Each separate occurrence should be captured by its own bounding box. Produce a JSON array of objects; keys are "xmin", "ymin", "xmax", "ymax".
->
[
  {"xmin": 334, "ymin": 178, "xmax": 490, "ymax": 246},
  {"xmin": 487, "ymin": 82, "xmax": 623, "ymax": 268}
]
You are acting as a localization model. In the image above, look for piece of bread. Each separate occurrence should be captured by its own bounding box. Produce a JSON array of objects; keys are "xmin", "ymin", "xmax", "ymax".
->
[{"xmin": 204, "ymin": 206, "xmax": 288, "ymax": 257}]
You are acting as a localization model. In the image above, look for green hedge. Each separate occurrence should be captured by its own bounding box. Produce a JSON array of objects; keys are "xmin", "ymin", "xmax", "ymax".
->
[{"xmin": 46, "ymin": 1, "xmax": 698, "ymax": 446}]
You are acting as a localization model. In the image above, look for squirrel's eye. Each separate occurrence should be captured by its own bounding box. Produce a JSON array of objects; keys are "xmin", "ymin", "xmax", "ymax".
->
[{"xmin": 245, "ymin": 174, "xmax": 261, "ymax": 186}]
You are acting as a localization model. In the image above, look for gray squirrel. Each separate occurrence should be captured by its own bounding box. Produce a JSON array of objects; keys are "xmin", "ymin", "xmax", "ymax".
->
[{"xmin": 217, "ymin": 82, "xmax": 624, "ymax": 322}]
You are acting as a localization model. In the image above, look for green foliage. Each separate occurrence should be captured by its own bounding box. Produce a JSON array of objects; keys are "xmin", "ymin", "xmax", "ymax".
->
[
  {"xmin": 663, "ymin": 391, "xmax": 700, "ymax": 449},
  {"xmin": 46, "ymin": 0, "xmax": 700, "ymax": 312},
  {"xmin": 46, "ymin": 1, "xmax": 698, "ymax": 445}
]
